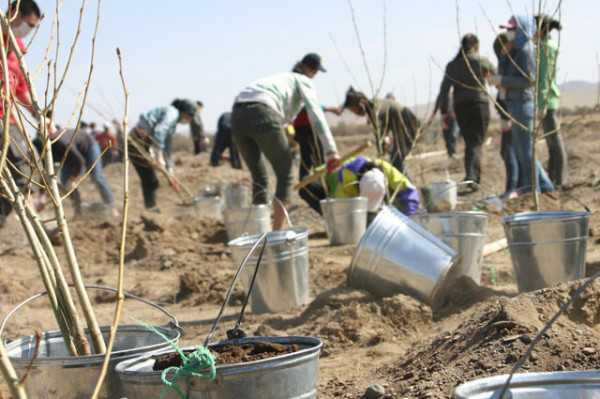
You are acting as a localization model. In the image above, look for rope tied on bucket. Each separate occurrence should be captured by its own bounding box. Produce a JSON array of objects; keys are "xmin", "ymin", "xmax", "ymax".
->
[{"xmin": 161, "ymin": 346, "xmax": 217, "ymax": 399}]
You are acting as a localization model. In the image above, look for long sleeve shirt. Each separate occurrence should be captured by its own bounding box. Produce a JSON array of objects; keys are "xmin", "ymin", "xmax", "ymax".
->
[
  {"xmin": 137, "ymin": 105, "xmax": 180, "ymax": 156},
  {"xmin": 234, "ymin": 72, "xmax": 337, "ymax": 154},
  {"xmin": 537, "ymin": 38, "xmax": 560, "ymax": 111}
]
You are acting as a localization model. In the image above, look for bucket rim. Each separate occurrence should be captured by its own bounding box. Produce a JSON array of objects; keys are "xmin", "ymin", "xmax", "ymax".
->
[
  {"xmin": 319, "ymin": 197, "xmax": 368, "ymax": 205},
  {"xmin": 503, "ymin": 210, "xmax": 590, "ymax": 226},
  {"xmin": 6, "ymin": 324, "xmax": 181, "ymax": 364},
  {"xmin": 415, "ymin": 211, "xmax": 489, "ymax": 218},
  {"xmin": 453, "ymin": 370, "xmax": 600, "ymax": 397},
  {"xmin": 227, "ymin": 227, "xmax": 309, "ymax": 247},
  {"xmin": 116, "ymin": 335, "xmax": 323, "ymax": 377}
]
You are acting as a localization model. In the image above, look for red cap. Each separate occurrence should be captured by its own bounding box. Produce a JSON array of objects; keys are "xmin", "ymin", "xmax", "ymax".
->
[{"xmin": 500, "ymin": 16, "xmax": 518, "ymax": 30}]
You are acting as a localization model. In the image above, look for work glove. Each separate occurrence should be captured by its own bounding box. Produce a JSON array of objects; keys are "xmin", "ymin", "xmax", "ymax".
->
[{"xmin": 326, "ymin": 152, "xmax": 341, "ymax": 173}]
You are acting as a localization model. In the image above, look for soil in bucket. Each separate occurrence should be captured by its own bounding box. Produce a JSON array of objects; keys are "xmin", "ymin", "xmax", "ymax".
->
[{"xmin": 153, "ymin": 341, "xmax": 301, "ymax": 370}]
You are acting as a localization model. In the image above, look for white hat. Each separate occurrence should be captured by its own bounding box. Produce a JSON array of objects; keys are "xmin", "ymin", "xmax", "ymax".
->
[{"xmin": 359, "ymin": 168, "xmax": 386, "ymax": 212}]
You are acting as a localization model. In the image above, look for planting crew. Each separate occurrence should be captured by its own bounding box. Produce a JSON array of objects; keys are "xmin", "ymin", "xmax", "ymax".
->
[
  {"xmin": 300, "ymin": 155, "xmax": 420, "ymax": 217},
  {"xmin": 210, "ymin": 112, "xmax": 241, "ymax": 169},
  {"xmin": 231, "ymin": 53, "xmax": 340, "ymax": 230},
  {"xmin": 0, "ymin": 0, "xmax": 43, "ymax": 227},
  {"xmin": 342, "ymin": 87, "xmax": 419, "ymax": 174},
  {"xmin": 535, "ymin": 14, "xmax": 567, "ymax": 188},
  {"xmin": 432, "ymin": 34, "xmax": 494, "ymax": 192},
  {"xmin": 493, "ymin": 16, "xmax": 554, "ymax": 194},
  {"xmin": 129, "ymin": 99, "xmax": 196, "ymax": 209}
]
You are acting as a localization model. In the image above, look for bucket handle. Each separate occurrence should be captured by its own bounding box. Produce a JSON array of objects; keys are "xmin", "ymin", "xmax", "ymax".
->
[
  {"xmin": 203, "ymin": 232, "xmax": 268, "ymax": 347},
  {"xmin": 0, "ymin": 284, "xmax": 181, "ymax": 340}
]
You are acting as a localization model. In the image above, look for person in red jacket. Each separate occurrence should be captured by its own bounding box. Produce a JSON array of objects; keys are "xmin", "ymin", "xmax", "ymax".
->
[
  {"xmin": 95, "ymin": 122, "xmax": 118, "ymax": 166},
  {"xmin": 0, "ymin": 0, "xmax": 43, "ymax": 227}
]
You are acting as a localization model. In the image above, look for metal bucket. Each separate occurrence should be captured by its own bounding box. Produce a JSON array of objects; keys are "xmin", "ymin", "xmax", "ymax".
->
[
  {"xmin": 348, "ymin": 206, "xmax": 458, "ymax": 307},
  {"xmin": 116, "ymin": 336, "xmax": 323, "ymax": 399},
  {"xmin": 453, "ymin": 370, "xmax": 600, "ymax": 398},
  {"xmin": 503, "ymin": 211, "xmax": 590, "ymax": 292},
  {"xmin": 426, "ymin": 180, "xmax": 457, "ymax": 212},
  {"xmin": 229, "ymin": 228, "xmax": 310, "ymax": 314},
  {"xmin": 223, "ymin": 205, "xmax": 272, "ymax": 241},
  {"xmin": 224, "ymin": 183, "xmax": 251, "ymax": 209},
  {"xmin": 193, "ymin": 196, "xmax": 223, "ymax": 219},
  {"xmin": 1, "ymin": 286, "xmax": 181, "ymax": 399},
  {"xmin": 413, "ymin": 212, "xmax": 488, "ymax": 285},
  {"xmin": 320, "ymin": 197, "xmax": 368, "ymax": 245}
]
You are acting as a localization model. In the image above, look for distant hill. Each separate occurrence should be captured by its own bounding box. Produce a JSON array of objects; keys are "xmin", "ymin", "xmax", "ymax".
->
[{"xmin": 559, "ymin": 80, "xmax": 599, "ymax": 109}]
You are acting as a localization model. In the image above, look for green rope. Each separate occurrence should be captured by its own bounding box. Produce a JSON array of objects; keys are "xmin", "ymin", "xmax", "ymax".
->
[
  {"xmin": 131, "ymin": 318, "xmax": 217, "ymax": 399},
  {"xmin": 160, "ymin": 345, "xmax": 217, "ymax": 399}
]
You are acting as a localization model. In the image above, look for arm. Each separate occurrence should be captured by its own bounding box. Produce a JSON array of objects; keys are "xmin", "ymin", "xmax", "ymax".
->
[
  {"xmin": 436, "ymin": 67, "xmax": 453, "ymax": 115},
  {"xmin": 297, "ymin": 78, "xmax": 338, "ymax": 155}
]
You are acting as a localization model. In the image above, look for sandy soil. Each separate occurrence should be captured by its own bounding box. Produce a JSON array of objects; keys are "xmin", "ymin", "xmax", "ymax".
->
[{"xmin": 1, "ymin": 113, "xmax": 600, "ymax": 398}]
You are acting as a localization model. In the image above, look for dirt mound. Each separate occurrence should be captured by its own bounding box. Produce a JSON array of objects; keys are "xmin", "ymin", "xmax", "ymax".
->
[
  {"xmin": 258, "ymin": 287, "xmax": 432, "ymax": 356},
  {"xmin": 173, "ymin": 268, "xmax": 244, "ymax": 306},
  {"xmin": 385, "ymin": 280, "xmax": 600, "ymax": 398}
]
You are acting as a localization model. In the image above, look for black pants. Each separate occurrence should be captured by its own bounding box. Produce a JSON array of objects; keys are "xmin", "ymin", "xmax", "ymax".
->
[
  {"xmin": 129, "ymin": 132, "xmax": 159, "ymax": 209},
  {"xmin": 454, "ymin": 101, "xmax": 490, "ymax": 184},
  {"xmin": 210, "ymin": 128, "xmax": 241, "ymax": 169},
  {"xmin": 0, "ymin": 145, "xmax": 28, "ymax": 225},
  {"xmin": 543, "ymin": 110, "xmax": 567, "ymax": 187},
  {"xmin": 295, "ymin": 124, "xmax": 326, "ymax": 212}
]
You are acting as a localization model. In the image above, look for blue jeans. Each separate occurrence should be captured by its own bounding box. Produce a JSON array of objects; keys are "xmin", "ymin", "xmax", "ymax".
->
[
  {"xmin": 61, "ymin": 141, "xmax": 115, "ymax": 209},
  {"xmin": 500, "ymin": 127, "xmax": 519, "ymax": 193},
  {"xmin": 507, "ymin": 100, "xmax": 555, "ymax": 193}
]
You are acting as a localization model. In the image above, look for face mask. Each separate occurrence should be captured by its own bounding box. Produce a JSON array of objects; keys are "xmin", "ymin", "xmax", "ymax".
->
[
  {"xmin": 506, "ymin": 30, "xmax": 517, "ymax": 42},
  {"xmin": 12, "ymin": 22, "xmax": 34, "ymax": 38}
]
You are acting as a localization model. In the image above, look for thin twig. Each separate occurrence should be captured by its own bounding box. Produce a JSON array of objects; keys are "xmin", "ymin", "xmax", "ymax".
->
[
  {"xmin": 90, "ymin": 47, "xmax": 130, "ymax": 399},
  {"xmin": 346, "ymin": 0, "xmax": 375, "ymax": 97}
]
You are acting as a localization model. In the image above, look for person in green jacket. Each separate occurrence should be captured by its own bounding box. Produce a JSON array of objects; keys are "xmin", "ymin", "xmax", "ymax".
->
[{"xmin": 536, "ymin": 14, "xmax": 568, "ymax": 187}]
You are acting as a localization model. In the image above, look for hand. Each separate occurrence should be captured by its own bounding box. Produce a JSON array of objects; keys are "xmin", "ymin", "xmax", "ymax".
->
[
  {"xmin": 326, "ymin": 106, "xmax": 343, "ymax": 116},
  {"xmin": 154, "ymin": 149, "xmax": 166, "ymax": 169},
  {"xmin": 326, "ymin": 152, "xmax": 341, "ymax": 173}
]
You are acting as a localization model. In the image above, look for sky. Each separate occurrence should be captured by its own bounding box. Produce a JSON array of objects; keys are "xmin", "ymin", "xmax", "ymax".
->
[{"xmin": 23, "ymin": 0, "xmax": 600, "ymax": 133}]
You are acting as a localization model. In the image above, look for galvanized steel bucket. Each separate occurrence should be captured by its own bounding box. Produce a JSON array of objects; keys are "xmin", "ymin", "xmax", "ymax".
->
[
  {"xmin": 453, "ymin": 370, "xmax": 600, "ymax": 398},
  {"xmin": 223, "ymin": 204, "xmax": 272, "ymax": 241},
  {"xmin": 413, "ymin": 211, "xmax": 489, "ymax": 285},
  {"xmin": 320, "ymin": 197, "xmax": 368, "ymax": 245},
  {"xmin": 426, "ymin": 180, "xmax": 458, "ymax": 212},
  {"xmin": 348, "ymin": 206, "xmax": 458, "ymax": 307},
  {"xmin": 116, "ymin": 335, "xmax": 323, "ymax": 399},
  {"xmin": 503, "ymin": 211, "xmax": 590, "ymax": 292},
  {"xmin": 1, "ymin": 286, "xmax": 181, "ymax": 399},
  {"xmin": 228, "ymin": 228, "xmax": 310, "ymax": 314},
  {"xmin": 224, "ymin": 183, "xmax": 251, "ymax": 210}
]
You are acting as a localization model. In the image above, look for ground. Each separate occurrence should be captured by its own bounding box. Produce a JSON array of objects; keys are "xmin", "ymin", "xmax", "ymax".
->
[{"xmin": 1, "ymin": 113, "xmax": 600, "ymax": 398}]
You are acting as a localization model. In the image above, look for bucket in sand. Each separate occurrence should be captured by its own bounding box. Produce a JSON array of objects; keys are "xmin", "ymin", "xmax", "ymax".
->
[{"xmin": 348, "ymin": 206, "xmax": 458, "ymax": 308}]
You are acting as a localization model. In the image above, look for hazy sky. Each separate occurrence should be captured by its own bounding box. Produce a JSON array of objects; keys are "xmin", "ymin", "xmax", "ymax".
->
[{"xmin": 24, "ymin": 0, "xmax": 600, "ymax": 132}]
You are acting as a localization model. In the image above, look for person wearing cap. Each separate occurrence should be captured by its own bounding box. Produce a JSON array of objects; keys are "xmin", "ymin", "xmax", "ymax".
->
[
  {"xmin": 493, "ymin": 33, "xmax": 521, "ymax": 199},
  {"xmin": 535, "ymin": 15, "xmax": 567, "ymax": 188},
  {"xmin": 129, "ymin": 99, "xmax": 196, "ymax": 209},
  {"xmin": 342, "ymin": 87, "xmax": 419, "ymax": 174},
  {"xmin": 492, "ymin": 16, "xmax": 555, "ymax": 194},
  {"xmin": 299, "ymin": 155, "xmax": 419, "ymax": 217},
  {"xmin": 431, "ymin": 34, "xmax": 495, "ymax": 192},
  {"xmin": 231, "ymin": 52, "xmax": 340, "ymax": 230},
  {"xmin": 210, "ymin": 112, "xmax": 241, "ymax": 169}
]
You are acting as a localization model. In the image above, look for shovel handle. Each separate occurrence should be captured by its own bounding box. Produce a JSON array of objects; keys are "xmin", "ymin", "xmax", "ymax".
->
[{"xmin": 294, "ymin": 140, "xmax": 372, "ymax": 191}]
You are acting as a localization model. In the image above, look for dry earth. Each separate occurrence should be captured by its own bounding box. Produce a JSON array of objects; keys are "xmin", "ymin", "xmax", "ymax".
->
[{"xmin": 1, "ymin": 113, "xmax": 600, "ymax": 398}]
